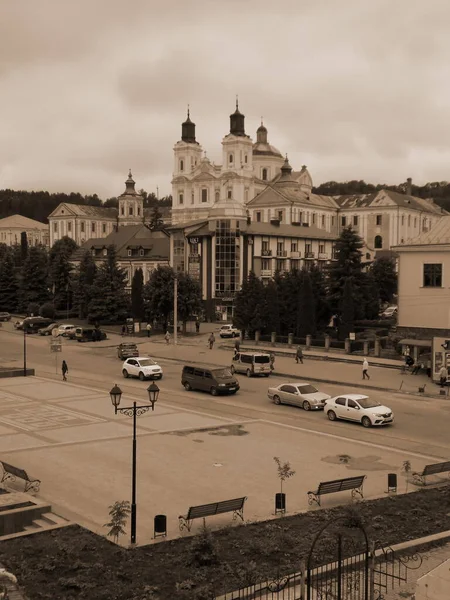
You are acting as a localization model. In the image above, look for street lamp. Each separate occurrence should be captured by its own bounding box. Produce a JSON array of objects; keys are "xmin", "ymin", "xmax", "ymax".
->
[
  {"xmin": 23, "ymin": 326, "xmax": 27, "ymax": 377},
  {"xmin": 109, "ymin": 382, "xmax": 160, "ymax": 545}
]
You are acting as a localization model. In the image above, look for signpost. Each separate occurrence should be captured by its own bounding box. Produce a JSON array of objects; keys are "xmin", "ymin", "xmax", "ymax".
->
[{"xmin": 50, "ymin": 339, "xmax": 62, "ymax": 374}]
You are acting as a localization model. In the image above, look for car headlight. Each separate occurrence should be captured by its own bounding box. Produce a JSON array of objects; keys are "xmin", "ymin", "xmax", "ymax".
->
[
  {"xmin": 375, "ymin": 413, "xmax": 385, "ymax": 418},
  {"xmin": 218, "ymin": 383, "xmax": 226, "ymax": 387}
]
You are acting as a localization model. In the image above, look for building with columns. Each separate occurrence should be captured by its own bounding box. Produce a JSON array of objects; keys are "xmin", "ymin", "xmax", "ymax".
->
[{"xmin": 0, "ymin": 214, "xmax": 49, "ymax": 247}]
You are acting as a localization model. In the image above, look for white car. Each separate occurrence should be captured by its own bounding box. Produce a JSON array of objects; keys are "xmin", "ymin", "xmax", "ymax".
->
[
  {"xmin": 219, "ymin": 325, "xmax": 241, "ymax": 338},
  {"xmin": 122, "ymin": 357, "xmax": 163, "ymax": 381},
  {"xmin": 55, "ymin": 324, "xmax": 76, "ymax": 337},
  {"xmin": 325, "ymin": 394, "xmax": 394, "ymax": 427},
  {"xmin": 381, "ymin": 306, "xmax": 397, "ymax": 319},
  {"xmin": 268, "ymin": 382, "xmax": 331, "ymax": 411}
]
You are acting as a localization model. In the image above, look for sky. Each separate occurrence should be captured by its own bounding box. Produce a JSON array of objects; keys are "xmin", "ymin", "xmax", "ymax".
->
[{"xmin": 1, "ymin": 0, "xmax": 450, "ymax": 199}]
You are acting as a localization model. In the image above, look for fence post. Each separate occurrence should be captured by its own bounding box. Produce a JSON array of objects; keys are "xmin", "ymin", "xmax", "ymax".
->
[
  {"xmin": 306, "ymin": 334, "xmax": 311, "ymax": 350},
  {"xmin": 288, "ymin": 333, "xmax": 294, "ymax": 347},
  {"xmin": 300, "ymin": 559, "xmax": 306, "ymax": 600},
  {"xmin": 345, "ymin": 338, "xmax": 351, "ymax": 354},
  {"xmin": 324, "ymin": 334, "xmax": 330, "ymax": 352},
  {"xmin": 363, "ymin": 340, "xmax": 369, "ymax": 356},
  {"xmin": 271, "ymin": 331, "xmax": 276, "ymax": 347},
  {"xmin": 255, "ymin": 330, "xmax": 260, "ymax": 345},
  {"xmin": 374, "ymin": 338, "xmax": 380, "ymax": 357}
]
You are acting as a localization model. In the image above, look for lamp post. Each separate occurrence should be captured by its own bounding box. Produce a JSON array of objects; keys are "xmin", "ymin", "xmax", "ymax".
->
[
  {"xmin": 23, "ymin": 326, "xmax": 27, "ymax": 377},
  {"xmin": 110, "ymin": 382, "xmax": 159, "ymax": 545}
]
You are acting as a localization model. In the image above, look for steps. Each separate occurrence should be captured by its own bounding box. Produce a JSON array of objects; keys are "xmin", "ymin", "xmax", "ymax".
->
[{"xmin": 24, "ymin": 511, "xmax": 69, "ymax": 532}]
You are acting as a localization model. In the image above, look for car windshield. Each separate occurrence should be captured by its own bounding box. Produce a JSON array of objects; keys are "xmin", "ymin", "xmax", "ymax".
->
[
  {"xmin": 297, "ymin": 385, "xmax": 318, "ymax": 394},
  {"xmin": 357, "ymin": 397, "xmax": 381, "ymax": 409},
  {"xmin": 212, "ymin": 368, "xmax": 233, "ymax": 378},
  {"xmin": 138, "ymin": 359, "xmax": 157, "ymax": 366},
  {"xmin": 255, "ymin": 355, "xmax": 270, "ymax": 364},
  {"xmin": 122, "ymin": 344, "xmax": 137, "ymax": 349}
]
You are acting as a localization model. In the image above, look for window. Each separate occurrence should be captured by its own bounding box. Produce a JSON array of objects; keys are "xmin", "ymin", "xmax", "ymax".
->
[
  {"xmin": 244, "ymin": 189, "xmax": 249, "ymax": 202},
  {"xmin": 341, "ymin": 216, "xmax": 346, "ymax": 227},
  {"xmin": 53, "ymin": 222, "xmax": 58, "ymax": 232},
  {"xmin": 353, "ymin": 215, "xmax": 358, "ymax": 226},
  {"xmin": 305, "ymin": 243, "xmax": 312, "ymax": 253},
  {"xmin": 180, "ymin": 159, "xmax": 184, "ymax": 172},
  {"xmin": 102, "ymin": 223, "xmax": 106, "ymax": 233},
  {"xmin": 277, "ymin": 241, "xmax": 284, "ymax": 255},
  {"xmin": 322, "ymin": 215, "xmax": 325, "ymax": 226},
  {"xmin": 261, "ymin": 259, "xmax": 271, "ymax": 270},
  {"xmin": 229, "ymin": 153, "xmax": 234, "ymax": 164},
  {"xmin": 91, "ymin": 222, "xmax": 96, "ymax": 233},
  {"xmin": 262, "ymin": 168, "xmax": 268, "ymax": 181},
  {"xmin": 312, "ymin": 213, "xmax": 316, "ymax": 225},
  {"xmin": 201, "ymin": 188, "xmax": 208, "ymax": 203},
  {"xmin": 374, "ymin": 235, "xmax": 382, "ymax": 249},
  {"xmin": 139, "ymin": 249, "xmax": 144, "ymax": 256},
  {"xmin": 331, "ymin": 216, "xmax": 335, "ymax": 226},
  {"xmin": 215, "ymin": 191, "xmax": 220, "ymax": 202},
  {"xmin": 280, "ymin": 385, "xmax": 297, "ymax": 394},
  {"xmin": 244, "ymin": 154, "xmax": 248, "ymax": 163},
  {"xmin": 81, "ymin": 222, "xmax": 85, "ymax": 233},
  {"xmin": 128, "ymin": 249, "xmax": 132, "ymax": 257},
  {"xmin": 278, "ymin": 210, "xmax": 283, "ymax": 222},
  {"xmin": 137, "ymin": 207, "xmax": 141, "ymax": 216},
  {"xmin": 68, "ymin": 222, "xmax": 72, "ymax": 232},
  {"xmin": 191, "ymin": 242, "xmax": 198, "ymax": 254},
  {"xmin": 348, "ymin": 399, "xmax": 358, "ymax": 409},
  {"xmin": 129, "ymin": 206, "xmax": 133, "ymax": 216},
  {"xmin": 335, "ymin": 397, "xmax": 346, "ymax": 406},
  {"xmin": 227, "ymin": 190, "xmax": 232, "ymax": 199},
  {"xmin": 256, "ymin": 212, "xmax": 261, "ymax": 222},
  {"xmin": 408, "ymin": 215, "xmax": 411, "ymax": 226},
  {"xmin": 291, "ymin": 242, "xmax": 297, "ymax": 252},
  {"xmin": 423, "ymin": 218, "xmax": 427, "ymax": 231},
  {"xmin": 319, "ymin": 244, "xmax": 325, "ymax": 254},
  {"xmin": 414, "ymin": 217, "xmax": 417, "ymax": 227},
  {"xmin": 179, "ymin": 193, "xmax": 184, "ymax": 205},
  {"xmin": 191, "ymin": 192, "xmax": 195, "ymax": 204},
  {"xmin": 103, "ymin": 248, "xmax": 107, "ymax": 256},
  {"xmin": 121, "ymin": 206, "xmax": 124, "ymax": 215},
  {"xmin": 423, "ymin": 264, "xmax": 442, "ymax": 287},
  {"xmin": 401, "ymin": 215, "xmax": 405, "ymax": 225},
  {"xmin": 376, "ymin": 215, "xmax": 382, "ymax": 226},
  {"xmin": 262, "ymin": 240, "xmax": 269, "ymax": 252},
  {"xmin": 299, "ymin": 212, "xmax": 303, "ymax": 224}
]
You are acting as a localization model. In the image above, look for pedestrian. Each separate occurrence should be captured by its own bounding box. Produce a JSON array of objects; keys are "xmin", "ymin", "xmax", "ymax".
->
[
  {"xmin": 439, "ymin": 364, "xmax": 448, "ymax": 388},
  {"xmin": 404, "ymin": 354, "xmax": 414, "ymax": 373},
  {"xmin": 195, "ymin": 319, "xmax": 200, "ymax": 334},
  {"xmin": 234, "ymin": 338, "xmax": 240, "ymax": 356},
  {"xmin": 62, "ymin": 360, "xmax": 68, "ymax": 381},
  {"xmin": 362, "ymin": 358, "xmax": 370, "ymax": 380},
  {"xmin": 146, "ymin": 323, "xmax": 152, "ymax": 338},
  {"xmin": 165, "ymin": 331, "xmax": 170, "ymax": 345},
  {"xmin": 295, "ymin": 345, "xmax": 303, "ymax": 364},
  {"xmin": 269, "ymin": 353, "xmax": 275, "ymax": 371},
  {"xmin": 208, "ymin": 332, "xmax": 215, "ymax": 349},
  {"xmin": 426, "ymin": 359, "xmax": 431, "ymax": 378},
  {"xmin": 121, "ymin": 324, "xmax": 126, "ymax": 337}
]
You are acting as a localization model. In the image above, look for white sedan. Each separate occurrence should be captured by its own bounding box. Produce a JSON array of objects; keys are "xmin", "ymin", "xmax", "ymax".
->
[
  {"xmin": 268, "ymin": 382, "xmax": 331, "ymax": 411},
  {"xmin": 55, "ymin": 324, "xmax": 76, "ymax": 337},
  {"xmin": 325, "ymin": 394, "xmax": 394, "ymax": 427},
  {"xmin": 122, "ymin": 357, "xmax": 163, "ymax": 381}
]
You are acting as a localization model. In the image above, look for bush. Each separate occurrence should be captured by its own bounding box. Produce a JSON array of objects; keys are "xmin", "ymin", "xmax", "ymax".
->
[
  {"xmin": 27, "ymin": 302, "xmax": 40, "ymax": 317},
  {"xmin": 188, "ymin": 525, "xmax": 219, "ymax": 567},
  {"xmin": 40, "ymin": 302, "xmax": 56, "ymax": 319}
]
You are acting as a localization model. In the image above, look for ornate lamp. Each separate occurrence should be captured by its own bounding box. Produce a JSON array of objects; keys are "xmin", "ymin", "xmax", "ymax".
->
[
  {"xmin": 147, "ymin": 382, "xmax": 160, "ymax": 410},
  {"xmin": 110, "ymin": 384, "xmax": 123, "ymax": 412}
]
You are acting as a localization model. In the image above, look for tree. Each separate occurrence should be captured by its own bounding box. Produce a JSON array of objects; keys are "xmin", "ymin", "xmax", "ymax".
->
[
  {"xmin": 49, "ymin": 237, "xmax": 78, "ymax": 265},
  {"xmin": 340, "ymin": 277, "xmax": 355, "ymax": 340},
  {"xmin": 0, "ymin": 251, "xmax": 18, "ymax": 312},
  {"xmin": 297, "ymin": 271, "xmax": 316, "ymax": 337},
  {"xmin": 370, "ymin": 257, "xmax": 398, "ymax": 305},
  {"xmin": 308, "ymin": 265, "xmax": 331, "ymax": 330},
  {"xmin": 273, "ymin": 456, "xmax": 296, "ymax": 497},
  {"xmin": 20, "ymin": 231, "xmax": 28, "ymax": 264},
  {"xmin": 177, "ymin": 273, "xmax": 203, "ymax": 333},
  {"xmin": 143, "ymin": 266, "xmax": 174, "ymax": 330},
  {"xmin": 131, "ymin": 268, "xmax": 145, "ymax": 321},
  {"xmin": 148, "ymin": 205, "xmax": 164, "ymax": 228},
  {"xmin": 262, "ymin": 279, "xmax": 280, "ymax": 334},
  {"xmin": 19, "ymin": 246, "xmax": 50, "ymax": 310},
  {"xmin": 88, "ymin": 246, "xmax": 129, "ymax": 324},
  {"xmin": 50, "ymin": 250, "xmax": 73, "ymax": 310},
  {"xmin": 233, "ymin": 271, "xmax": 265, "ymax": 336},
  {"xmin": 104, "ymin": 500, "xmax": 131, "ymax": 544},
  {"xmin": 73, "ymin": 250, "xmax": 97, "ymax": 319}
]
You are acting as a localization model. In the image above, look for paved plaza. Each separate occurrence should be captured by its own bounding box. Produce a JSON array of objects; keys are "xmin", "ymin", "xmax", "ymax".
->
[{"xmin": 1, "ymin": 375, "xmax": 443, "ymax": 545}]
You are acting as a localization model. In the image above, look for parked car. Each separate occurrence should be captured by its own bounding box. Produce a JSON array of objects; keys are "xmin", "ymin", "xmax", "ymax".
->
[
  {"xmin": 219, "ymin": 325, "xmax": 241, "ymax": 338},
  {"xmin": 324, "ymin": 394, "xmax": 394, "ymax": 427},
  {"xmin": 0, "ymin": 312, "xmax": 11, "ymax": 322},
  {"xmin": 231, "ymin": 352, "xmax": 271, "ymax": 377},
  {"xmin": 38, "ymin": 323, "xmax": 58, "ymax": 336},
  {"xmin": 381, "ymin": 306, "xmax": 397, "ymax": 319},
  {"xmin": 117, "ymin": 342, "xmax": 139, "ymax": 360},
  {"xmin": 181, "ymin": 365, "xmax": 239, "ymax": 395},
  {"xmin": 75, "ymin": 327, "xmax": 107, "ymax": 342},
  {"xmin": 268, "ymin": 382, "xmax": 331, "ymax": 411},
  {"xmin": 55, "ymin": 324, "xmax": 77, "ymax": 337},
  {"xmin": 23, "ymin": 317, "xmax": 56, "ymax": 334},
  {"xmin": 122, "ymin": 357, "xmax": 163, "ymax": 380},
  {"xmin": 14, "ymin": 319, "xmax": 24, "ymax": 329}
]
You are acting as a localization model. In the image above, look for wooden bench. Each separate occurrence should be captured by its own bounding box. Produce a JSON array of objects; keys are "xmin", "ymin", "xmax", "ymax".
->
[
  {"xmin": 0, "ymin": 461, "xmax": 41, "ymax": 493},
  {"xmin": 412, "ymin": 461, "xmax": 450, "ymax": 486},
  {"xmin": 307, "ymin": 475, "xmax": 366, "ymax": 507},
  {"xmin": 179, "ymin": 496, "xmax": 247, "ymax": 532}
]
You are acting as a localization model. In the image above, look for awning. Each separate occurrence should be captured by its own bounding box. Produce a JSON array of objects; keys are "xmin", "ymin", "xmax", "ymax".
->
[{"xmin": 399, "ymin": 339, "xmax": 432, "ymax": 348}]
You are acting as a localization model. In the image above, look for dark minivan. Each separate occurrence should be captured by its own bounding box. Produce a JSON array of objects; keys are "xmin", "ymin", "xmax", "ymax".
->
[
  {"xmin": 181, "ymin": 366, "xmax": 240, "ymax": 396},
  {"xmin": 23, "ymin": 317, "xmax": 56, "ymax": 334},
  {"xmin": 75, "ymin": 327, "xmax": 107, "ymax": 342}
]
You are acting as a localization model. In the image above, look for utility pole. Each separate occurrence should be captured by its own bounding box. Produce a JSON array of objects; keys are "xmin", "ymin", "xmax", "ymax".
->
[{"xmin": 174, "ymin": 275, "xmax": 178, "ymax": 345}]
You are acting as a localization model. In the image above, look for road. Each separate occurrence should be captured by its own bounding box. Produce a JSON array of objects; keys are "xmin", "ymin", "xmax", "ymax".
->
[{"xmin": 2, "ymin": 324, "xmax": 449, "ymax": 460}]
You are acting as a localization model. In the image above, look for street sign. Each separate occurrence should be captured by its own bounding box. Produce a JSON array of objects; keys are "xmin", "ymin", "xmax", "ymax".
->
[{"xmin": 50, "ymin": 341, "xmax": 62, "ymax": 352}]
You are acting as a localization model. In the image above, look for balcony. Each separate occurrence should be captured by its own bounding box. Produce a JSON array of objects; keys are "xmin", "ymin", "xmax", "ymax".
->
[
  {"xmin": 261, "ymin": 269, "xmax": 274, "ymax": 278},
  {"xmin": 305, "ymin": 252, "xmax": 315, "ymax": 259},
  {"xmin": 290, "ymin": 251, "xmax": 301, "ymax": 258},
  {"xmin": 318, "ymin": 252, "xmax": 328, "ymax": 260},
  {"xmin": 261, "ymin": 249, "xmax": 272, "ymax": 257},
  {"xmin": 276, "ymin": 250, "xmax": 287, "ymax": 257}
]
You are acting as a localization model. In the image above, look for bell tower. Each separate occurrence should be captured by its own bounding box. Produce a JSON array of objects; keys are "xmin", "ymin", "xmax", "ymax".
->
[{"xmin": 118, "ymin": 170, "xmax": 144, "ymax": 226}]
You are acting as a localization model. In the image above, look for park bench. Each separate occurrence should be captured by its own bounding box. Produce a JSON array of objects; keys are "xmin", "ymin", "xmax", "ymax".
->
[
  {"xmin": 0, "ymin": 460, "xmax": 41, "ymax": 493},
  {"xmin": 179, "ymin": 496, "xmax": 247, "ymax": 532},
  {"xmin": 307, "ymin": 475, "xmax": 366, "ymax": 507},
  {"xmin": 412, "ymin": 461, "xmax": 450, "ymax": 486}
]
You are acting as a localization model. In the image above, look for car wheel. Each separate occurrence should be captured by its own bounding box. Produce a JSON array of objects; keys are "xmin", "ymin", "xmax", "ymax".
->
[
  {"xmin": 246, "ymin": 369, "xmax": 252, "ymax": 377},
  {"xmin": 303, "ymin": 401, "xmax": 311, "ymax": 411},
  {"xmin": 273, "ymin": 395, "xmax": 281, "ymax": 405},
  {"xmin": 184, "ymin": 382, "xmax": 191, "ymax": 391},
  {"xmin": 210, "ymin": 387, "xmax": 218, "ymax": 396},
  {"xmin": 327, "ymin": 410, "xmax": 337, "ymax": 421},
  {"xmin": 230, "ymin": 365, "xmax": 235, "ymax": 374},
  {"xmin": 122, "ymin": 369, "xmax": 129, "ymax": 378},
  {"xmin": 139, "ymin": 372, "xmax": 145, "ymax": 381},
  {"xmin": 362, "ymin": 416, "xmax": 372, "ymax": 428},
  {"xmin": 158, "ymin": 374, "xmax": 163, "ymax": 380}
]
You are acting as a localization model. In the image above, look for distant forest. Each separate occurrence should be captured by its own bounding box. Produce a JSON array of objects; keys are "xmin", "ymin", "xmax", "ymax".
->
[
  {"xmin": 1, "ymin": 179, "xmax": 450, "ymax": 224},
  {"xmin": 0, "ymin": 189, "xmax": 172, "ymax": 223}
]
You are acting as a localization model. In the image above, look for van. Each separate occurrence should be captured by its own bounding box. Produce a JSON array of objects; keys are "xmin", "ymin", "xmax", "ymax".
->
[
  {"xmin": 23, "ymin": 317, "xmax": 55, "ymax": 334},
  {"xmin": 75, "ymin": 327, "xmax": 107, "ymax": 342},
  {"xmin": 231, "ymin": 352, "xmax": 271, "ymax": 377},
  {"xmin": 181, "ymin": 365, "xmax": 240, "ymax": 396}
]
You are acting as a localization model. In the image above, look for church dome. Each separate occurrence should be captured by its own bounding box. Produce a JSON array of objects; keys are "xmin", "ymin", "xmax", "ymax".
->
[
  {"xmin": 253, "ymin": 121, "xmax": 282, "ymax": 157},
  {"xmin": 208, "ymin": 197, "xmax": 247, "ymax": 219}
]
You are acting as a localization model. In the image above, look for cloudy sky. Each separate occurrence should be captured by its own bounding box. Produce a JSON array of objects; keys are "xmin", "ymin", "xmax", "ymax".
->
[{"xmin": 1, "ymin": 0, "xmax": 449, "ymax": 199}]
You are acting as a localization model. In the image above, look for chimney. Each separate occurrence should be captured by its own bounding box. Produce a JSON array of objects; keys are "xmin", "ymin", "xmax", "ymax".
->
[{"xmin": 406, "ymin": 177, "xmax": 412, "ymax": 196}]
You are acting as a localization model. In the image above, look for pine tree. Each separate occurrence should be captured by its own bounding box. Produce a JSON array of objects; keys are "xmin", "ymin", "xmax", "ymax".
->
[
  {"xmin": 297, "ymin": 270, "xmax": 316, "ymax": 337},
  {"xmin": 340, "ymin": 277, "xmax": 355, "ymax": 339},
  {"xmin": 233, "ymin": 271, "xmax": 265, "ymax": 336},
  {"xmin": 149, "ymin": 205, "xmax": 164, "ymax": 229},
  {"xmin": 19, "ymin": 246, "xmax": 50, "ymax": 310},
  {"xmin": 262, "ymin": 279, "xmax": 280, "ymax": 334},
  {"xmin": 142, "ymin": 265, "xmax": 174, "ymax": 330},
  {"xmin": 88, "ymin": 246, "xmax": 129, "ymax": 324},
  {"xmin": 308, "ymin": 265, "xmax": 331, "ymax": 330},
  {"xmin": 370, "ymin": 257, "xmax": 398, "ymax": 305},
  {"xmin": 131, "ymin": 268, "xmax": 145, "ymax": 321},
  {"xmin": 50, "ymin": 251, "xmax": 73, "ymax": 310},
  {"xmin": 177, "ymin": 273, "xmax": 202, "ymax": 333},
  {"xmin": 20, "ymin": 231, "xmax": 28, "ymax": 264},
  {"xmin": 73, "ymin": 250, "xmax": 97, "ymax": 319},
  {"xmin": 0, "ymin": 252, "xmax": 18, "ymax": 312}
]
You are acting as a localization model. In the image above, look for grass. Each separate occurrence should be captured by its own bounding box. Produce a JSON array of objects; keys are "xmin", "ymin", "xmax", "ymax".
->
[{"xmin": 0, "ymin": 485, "xmax": 448, "ymax": 600}]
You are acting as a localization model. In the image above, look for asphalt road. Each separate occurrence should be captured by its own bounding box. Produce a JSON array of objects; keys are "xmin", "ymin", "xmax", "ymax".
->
[{"xmin": 1, "ymin": 324, "xmax": 450, "ymax": 460}]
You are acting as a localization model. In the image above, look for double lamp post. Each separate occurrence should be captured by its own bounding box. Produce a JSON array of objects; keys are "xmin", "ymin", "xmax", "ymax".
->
[{"xmin": 109, "ymin": 381, "xmax": 160, "ymax": 545}]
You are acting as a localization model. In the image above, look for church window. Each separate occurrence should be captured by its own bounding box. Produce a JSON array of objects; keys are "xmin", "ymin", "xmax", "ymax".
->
[
  {"xmin": 53, "ymin": 222, "xmax": 58, "ymax": 233},
  {"xmin": 129, "ymin": 206, "xmax": 133, "ymax": 216},
  {"xmin": 102, "ymin": 223, "xmax": 106, "ymax": 233},
  {"xmin": 121, "ymin": 206, "xmax": 125, "ymax": 215},
  {"xmin": 180, "ymin": 159, "xmax": 184, "ymax": 172},
  {"xmin": 229, "ymin": 153, "xmax": 234, "ymax": 164},
  {"xmin": 322, "ymin": 215, "xmax": 325, "ymax": 226},
  {"xmin": 408, "ymin": 215, "xmax": 411, "ymax": 226},
  {"xmin": 278, "ymin": 211, "xmax": 283, "ymax": 222},
  {"xmin": 191, "ymin": 192, "xmax": 195, "ymax": 204},
  {"xmin": 227, "ymin": 190, "xmax": 232, "ymax": 199},
  {"xmin": 401, "ymin": 215, "xmax": 405, "ymax": 225},
  {"xmin": 353, "ymin": 215, "xmax": 358, "ymax": 226},
  {"xmin": 81, "ymin": 222, "xmax": 85, "ymax": 233},
  {"xmin": 140, "ymin": 249, "xmax": 144, "ymax": 257},
  {"xmin": 256, "ymin": 211, "xmax": 261, "ymax": 222},
  {"xmin": 137, "ymin": 207, "xmax": 141, "ymax": 216},
  {"xmin": 68, "ymin": 222, "xmax": 72, "ymax": 232},
  {"xmin": 376, "ymin": 214, "xmax": 382, "ymax": 226},
  {"xmin": 341, "ymin": 216, "xmax": 346, "ymax": 227},
  {"xmin": 331, "ymin": 216, "xmax": 335, "ymax": 226},
  {"xmin": 374, "ymin": 235, "xmax": 382, "ymax": 249},
  {"xmin": 244, "ymin": 189, "xmax": 249, "ymax": 202},
  {"xmin": 262, "ymin": 168, "xmax": 268, "ymax": 181},
  {"xmin": 179, "ymin": 193, "xmax": 184, "ymax": 205},
  {"xmin": 201, "ymin": 188, "xmax": 208, "ymax": 203},
  {"xmin": 215, "ymin": 190, "xmax": 220, "ymax": 202},
  {"xmin": 312, "ymin": 213, "xmax": 316, "ymax": 225},
  {"xmin": 244, "ymin": 154, "xmax": 248, "ymax": 163},
  {"xmin": 91, "ymin": 222, "xmax": 96, "ymax": 233}
]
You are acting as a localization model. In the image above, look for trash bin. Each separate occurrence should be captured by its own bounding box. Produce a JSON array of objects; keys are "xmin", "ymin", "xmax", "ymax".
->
[
  {"xmin": 387, "ymin": 473, "xmax": 397, "ymax": 493},
  {"xmin": 154, "ymin": 514, "xmax": 167, "ymax": 538},
  {"xmin": 275, "ymin": 493, "xmax": 286, "ymax": 515}
]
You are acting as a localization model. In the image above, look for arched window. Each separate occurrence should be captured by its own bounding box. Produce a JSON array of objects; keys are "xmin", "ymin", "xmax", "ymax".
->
[
  {"xmin": 244, "ymin": 154, "xmax": 248, "ymax": 164},
  {"xmin": 129, "ymin": 206, "xmax": 133, "ymax": 216},
  {"xmin": 229, "ymin": 153, "xmax": 234, "ymax": 164},
  {"xmin": 262, "ymin": 168, "xmax": 268, "ymax": 181},
  {"xmin": 374, "ymin": 235, "xmax": 382, "ymax": 249},
  {"xmin": 179, "ymin": 193, "xmax": 184, "ymax": 205},
  {"xmin": 215, "ymin": 191, "xmax": 220, "ymax": 202},
  {"xmin": 180, "ymin": 159, "xmax": 184, "ymax": 172}
]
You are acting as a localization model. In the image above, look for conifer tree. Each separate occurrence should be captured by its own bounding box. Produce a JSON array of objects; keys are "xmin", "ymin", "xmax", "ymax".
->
[
  {"xmin": 233, "ymin": 271, "xmax": 265, "ymax": 336},
  {"xmin": 0, "ymin": 251, "xmax": 18, "ymax": 312},
  {"xmin": 297, "ymin": 270, "xmax": 316, "ymax": 337},
  {"xmin": 131, "ymin": 268, "xmax": 145, "ymax": 321},
  {"xmin": 262, "ymin": 279, "xmax": 280, "ymax": 334},
  {"xmin": 19, "ymin": 246, "xmax": 50, "ymax": 310},
  {"xmin": 340, "ymin": 277, "xmax": 355, "ymax": 339},
  {"xmin": 142, "ymin": 265, "xmax": 174, "ymax": 330},
  {"xmin": 73, "ymin": 250, "xmax": 97, "ymax": 319},
  {"xmin": 177, "ymin": 273, "xmax": 203, "ymax": 333},
  {"xmin": 88, "ymin": 246, "xmax": 129, "ymax": 323}
]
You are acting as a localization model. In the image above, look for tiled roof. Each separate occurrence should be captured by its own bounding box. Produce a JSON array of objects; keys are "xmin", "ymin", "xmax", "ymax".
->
[
  {"xmin": 335, "ymin": 190, "xmax": 446, "ymax": 214},
  {"xmin": 0, "ymin": 214, "xmax": 48, "ymax": 229},
  {"xmin": 73, "ymin": 225, "xmax": 170, "ymax": 259},
  {"xmin": 396, "ymin": 215, "xmax": 450, "ymax": 247}
]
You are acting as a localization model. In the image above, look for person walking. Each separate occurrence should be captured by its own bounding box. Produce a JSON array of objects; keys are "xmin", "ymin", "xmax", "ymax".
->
[
  {"xmin": 295, "ymin": 345, "xmax": 303, "ymax": 364},
  {"xmin": 234, "ymin": 338, "xmax": 240, "ymax": 357},
  {"xmin": 208, "ymin": 332, "xmax": 215, "ymax": 349},
  {"xmin": 121, "ymin": 324, "xmax": 126, "ymax": 337},
  {"xmin": 270, "ymin": 352, "xmax": 275, "ymax": 371},
  {"xmin": 362, "ymin": 358, "xmax": 370, "ymax": 380},
  {"xmin": 165, "ymin": 331, "xmax": 170, "ymax": 345},
  {"xmin": 146, "ymin": 323, "xmax": 152, "ymax": 338},
  {"xmin": 62, "ymin": 360, "xmax": 68, "ymax": 381},
  {"xmin": 439, "ymin": 364, "xmax": 448, "ymax": 388},
  {"xmin": 195, "ymin": 319, "xmax": 200, "ymax": 334}
]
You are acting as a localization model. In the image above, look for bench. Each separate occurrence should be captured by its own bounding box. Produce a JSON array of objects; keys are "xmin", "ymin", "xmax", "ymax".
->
[
  {"xmin": 179, "ymin": 496, "xmax": 247, "ymax": 532},
  {"xmin": 0, "ymin": 461, "xmax": 41, "ymax": 493},
  {"xmin": 307, "ymin": 475, "xmax": 366, "ymax": 507},
  {"xmin": 412, "ymin": 461, "xmax": 450, "ymax": 486}
]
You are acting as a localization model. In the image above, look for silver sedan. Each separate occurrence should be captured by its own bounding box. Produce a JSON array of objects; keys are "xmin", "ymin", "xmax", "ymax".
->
[{"xmin": 268, "ymin": 382, "xmax": 331, "ymax": 411}]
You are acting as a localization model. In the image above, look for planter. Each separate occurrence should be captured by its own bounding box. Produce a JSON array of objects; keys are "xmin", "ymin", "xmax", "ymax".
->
[{"xmin": 275, "ymin": 493, "xmax": 286, "ymax": 514}]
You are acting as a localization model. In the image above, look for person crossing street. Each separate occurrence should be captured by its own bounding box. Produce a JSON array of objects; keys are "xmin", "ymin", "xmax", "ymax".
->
[
  {"xmin": 62, "ymin": 360, "xmax": 69, "ymax": 381},
  {"xmin": 362, "ymin": 358, "xmax": 370, "ymax": 380}
]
